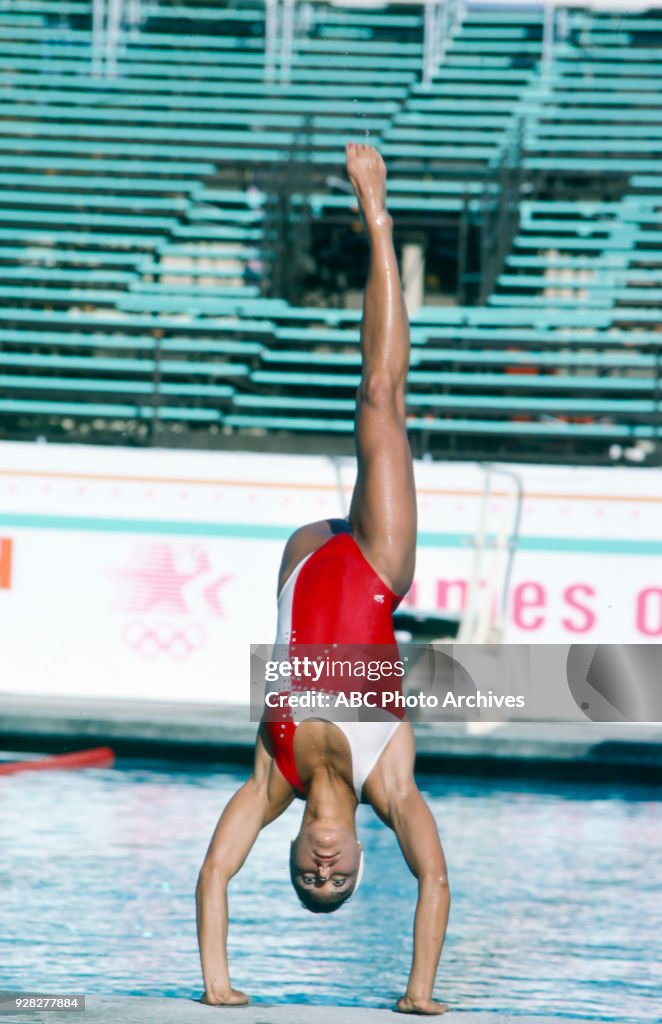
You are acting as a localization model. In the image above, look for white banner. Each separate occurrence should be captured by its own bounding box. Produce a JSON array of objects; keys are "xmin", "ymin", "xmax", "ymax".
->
[{"xmin": 0, "ymin": 441, "xmax": 660, "ymax": 703}]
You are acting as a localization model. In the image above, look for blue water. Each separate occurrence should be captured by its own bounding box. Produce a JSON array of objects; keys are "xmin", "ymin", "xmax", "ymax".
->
[{"xmin": 1, "ymin": 761, "xmax": 660, "ymax": 1021}]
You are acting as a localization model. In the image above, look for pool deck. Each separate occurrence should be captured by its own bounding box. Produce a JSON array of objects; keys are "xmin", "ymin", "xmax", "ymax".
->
[
  {"xmin": 0, "ymin": 694, "xmax": 661, "ymax": 781},
  {"xmin": 11, "ymin": 997, "xmax": 581, "ymax": 1024}
]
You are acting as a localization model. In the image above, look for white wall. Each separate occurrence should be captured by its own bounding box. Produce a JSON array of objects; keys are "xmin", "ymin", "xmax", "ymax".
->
[{"xmin": 0, "ymin": 441, "xmax": 660, "ymax": 703}]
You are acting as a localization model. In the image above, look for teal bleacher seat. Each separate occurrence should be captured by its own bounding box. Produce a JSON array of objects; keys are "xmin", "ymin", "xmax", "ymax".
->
[
  {"xmin": 406, "ymin": 417, "xmax": 652, "ymax": 440},
  {"xmin": 0, "ymin": 397, "xmax": 224, "ymax": 422},
  {"xmin": 224, "ymin": 413, "xmax": 353, "ymax": 434}
]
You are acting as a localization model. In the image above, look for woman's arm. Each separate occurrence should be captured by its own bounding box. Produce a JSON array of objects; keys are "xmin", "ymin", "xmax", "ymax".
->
[
  {"xmin": 196, "ymin": 733, "xmax": 292, "ymax": 1005},
  {"xmin": 369, "ymin": 725, "xmax": 450, "ymax": 1015},
  {"xmin": 389, "ymin": 786, "xmax": 451, "ymax": 1015}
]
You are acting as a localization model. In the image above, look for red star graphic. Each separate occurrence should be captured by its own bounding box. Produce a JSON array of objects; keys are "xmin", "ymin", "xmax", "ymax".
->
[
  {"xmin": 116, "ymin": 543, "xmax": 199, "ymax": 613},
  {"xmin": 202, "ymin": 574, "xmax": 234, "ymax": 617}
]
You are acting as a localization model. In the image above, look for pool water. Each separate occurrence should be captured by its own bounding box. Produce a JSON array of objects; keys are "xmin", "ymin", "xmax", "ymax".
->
[{"xmin": 1, "ymin": 760, "xmax": 659, "ymax": 1021}]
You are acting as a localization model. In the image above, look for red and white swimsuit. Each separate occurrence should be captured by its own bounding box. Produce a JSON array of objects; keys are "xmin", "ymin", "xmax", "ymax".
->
[{"xmin": 262, "ymin": 531, "xmax": 406, "ymax": 801}]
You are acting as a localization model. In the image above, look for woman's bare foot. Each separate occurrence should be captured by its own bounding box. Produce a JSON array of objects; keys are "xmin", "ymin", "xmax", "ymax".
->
[
  {"xmin": 200, "ymin": 988, "xmax": 250, "ymax": 1007},
  {"xmin": 345, "ymin": 142, "xmax": 391, "ymax": 233},
  {"xmin": 396, "ymin": 995, "xmax": 449, "ymax": 1015}
]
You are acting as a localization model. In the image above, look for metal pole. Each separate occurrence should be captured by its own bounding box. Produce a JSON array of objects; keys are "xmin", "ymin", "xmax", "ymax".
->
[
  {"xmin": 542, "ymin": 0, "xmax": 555, "ymax": 84},
  {"xmin": 435, "ymin": 0, "xmax": 445, "ymax": 66},
  {"xmin": 457, "ymin": 466, "xmax": 492, "ymax": 644},
  {"xmin": 493, "ymin": 467, "xmax": 524, "ymax": 624},
  {"xmin": 265, "ymin": 0, "xmax": 278, "ymax": 82},
  {"xmin": 454, "ymin": 0, "xmax": 466, "ymax": 35},
  {"xmin": 423, "ymin": 0, "xmax": 435, "ymax": 86},
  {"xmin": 456, "ymin": 189, "xmax": 469, "ymax": 304},
  {"xmin": 655, "ymin": 344, "xmax": 662, "ymax": 467},
  {"xmin": 92, "ymin": 0, "xmax": 105, "ymax": 76},
  {"xmin": 281, "ymin": 0, "xmax": 295, "ymax": 84},
  {"xmin": 106, "ymin": 0, "xmax": 123, "ymax": 79},
  {"xmin": 440, "ymin": 0, "xmax": 451, "ymax": 62},
  {"xmin": 151, "ymin": 332, "xmax": 162, "ymax": 447},
  {"xmin": 422, "ymin": 0, "xmax": 462, "ymax": 84},
  {"xmin": 127, "ymin": 0, "xmax": 142, "ymax": 32}
]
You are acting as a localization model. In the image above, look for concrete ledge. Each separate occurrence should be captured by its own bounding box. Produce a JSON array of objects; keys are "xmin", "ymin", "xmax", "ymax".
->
[
  {"xmin": 1, "ymin": 695, "xmax": 661, "ymax": 782},
  {"xmin": 0, "ymin": 695, "xmax": 255, "ymax": 739},
  {"xmin": 13, "ymin": 996, "xmax": 575, "ymax": 1024}
]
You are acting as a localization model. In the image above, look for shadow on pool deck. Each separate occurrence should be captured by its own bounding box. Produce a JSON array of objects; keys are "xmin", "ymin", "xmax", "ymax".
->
[
  {"xmin": 0, "ymin": 695, "xmax": 661, "ymax": 783},
  {"xmin": 19, "ymin": 996, "xmax": 570, "ymax": 1024}
]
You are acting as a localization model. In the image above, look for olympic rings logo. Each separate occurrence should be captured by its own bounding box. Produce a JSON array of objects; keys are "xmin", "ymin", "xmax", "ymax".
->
[{"xmin": 123, "ymin": 621, "xmax": 206, "ymax": 660}]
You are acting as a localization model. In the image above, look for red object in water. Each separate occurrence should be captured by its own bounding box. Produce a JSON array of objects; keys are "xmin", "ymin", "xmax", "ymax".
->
[{"xmin": 0, "ymin": 747, "xmax": 115, "ymax": 775}]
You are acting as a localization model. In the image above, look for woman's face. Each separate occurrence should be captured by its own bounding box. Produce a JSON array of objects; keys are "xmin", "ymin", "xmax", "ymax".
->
[{"xmin": 291, "ymin": 823, "xmax": 362, "ymax": 906}]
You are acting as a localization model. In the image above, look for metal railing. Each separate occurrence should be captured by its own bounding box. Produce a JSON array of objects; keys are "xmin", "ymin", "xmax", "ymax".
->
[
  {"xmin": 265, "ymin": 0, "xmax": 466, "ymax": 85},
  {"xmin": 263, "ymin": 118, "xmax": 314, "ymax": 305},
  {"xmin": 91, "ymin": 0, "xmax": 146, "ymax": 77},
  {"xmin": 422, "ymin": 0, "xmax": 466, "ymax": 86},
  {"xmin": 478, "ymin": 117, "xmax": 526, "ymax": 305}
]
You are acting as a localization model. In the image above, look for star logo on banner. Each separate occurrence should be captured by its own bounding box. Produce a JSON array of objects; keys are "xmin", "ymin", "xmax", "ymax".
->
[{"xmin": 114, "ymin": 543, "xmax": 233, "ymax": 616}]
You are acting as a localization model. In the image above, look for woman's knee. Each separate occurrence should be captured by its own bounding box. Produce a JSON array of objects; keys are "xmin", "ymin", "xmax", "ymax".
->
[{"xmin": 360, "ymin": 370, "xmax": 401, "ymax": 410}]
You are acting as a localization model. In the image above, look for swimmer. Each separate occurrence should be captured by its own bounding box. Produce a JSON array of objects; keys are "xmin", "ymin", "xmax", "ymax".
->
[{"xmin": 196, "ymin": 144, "xmax": 450, "ymax": 1016}]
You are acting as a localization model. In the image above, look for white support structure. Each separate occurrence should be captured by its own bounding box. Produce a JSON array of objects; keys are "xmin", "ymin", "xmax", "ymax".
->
[
  {"xmin": 411, "ymin": 0, "xmax": 468, "ymax": 87},
  {"xmin": 126, "ymin": 0, "xmax": 143, "ymax": 25},
  {"xmin": 281, "ymin": 0, "xmax": 296, "ymax": 83},
  {"xmin": 92, "ymin": 0, "xmax": 143, "ymax": 77},
  {"xmin": 456, "ymin": 465, "xmax": 524, "ymax": 647},
  {"xmin": 265, "ymin": 0, "xmax": 279, "ymax": 81},
  {"xmin": 272, "ymin": 0, "xmax": 467, "ymax": 88},
  {"xmin": 106, "ymin": 0, "xmax": 124, "ymax": 78},
  {"xmin": 423, "ymin": 0, "xmax": 438, "ymax": 85},
  {"xmin": 264, "ymin": 0, "xmax": 296, "ymax": 84},
  {"xmin": 91, "ymin": 0, "xmax": 105, "ymax": 76},
  {"xmin": 541, "ymin": 0, "xmax": 556, "ymax": 85},
  {"xmin": 92, "ymin": 0, "xmax": 654, "ymax": 84}
]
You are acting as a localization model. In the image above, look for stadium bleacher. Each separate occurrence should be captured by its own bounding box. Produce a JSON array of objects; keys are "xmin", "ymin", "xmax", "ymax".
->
[
  {"xmin": 526, "ymin": 9, "xmax": 662, "ymax": 180},
  {"xmin": 0, "ymin": 0, "xmax": 660, "ymax": 463}
]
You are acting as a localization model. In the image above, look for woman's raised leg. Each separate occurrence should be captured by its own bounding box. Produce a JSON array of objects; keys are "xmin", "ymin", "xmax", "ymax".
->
[{"xmin": 346, "ymin": 143, "xmax": 417, "ymax": 596}]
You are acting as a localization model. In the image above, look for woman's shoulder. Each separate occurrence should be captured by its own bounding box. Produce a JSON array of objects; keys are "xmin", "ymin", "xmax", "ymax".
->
[{"xmin": 278, "ymin": 518, "xmax": 350, "ymax": 593}]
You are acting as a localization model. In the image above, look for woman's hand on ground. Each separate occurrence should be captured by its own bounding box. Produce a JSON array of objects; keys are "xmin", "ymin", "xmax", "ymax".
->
[
  {"xmin": 200, "ymin": 988, "xmax": 250, "ymax": 1006},
  {"xmin": 396, "ymin": 994, "xmax": 448, "ymax": 1015}
]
